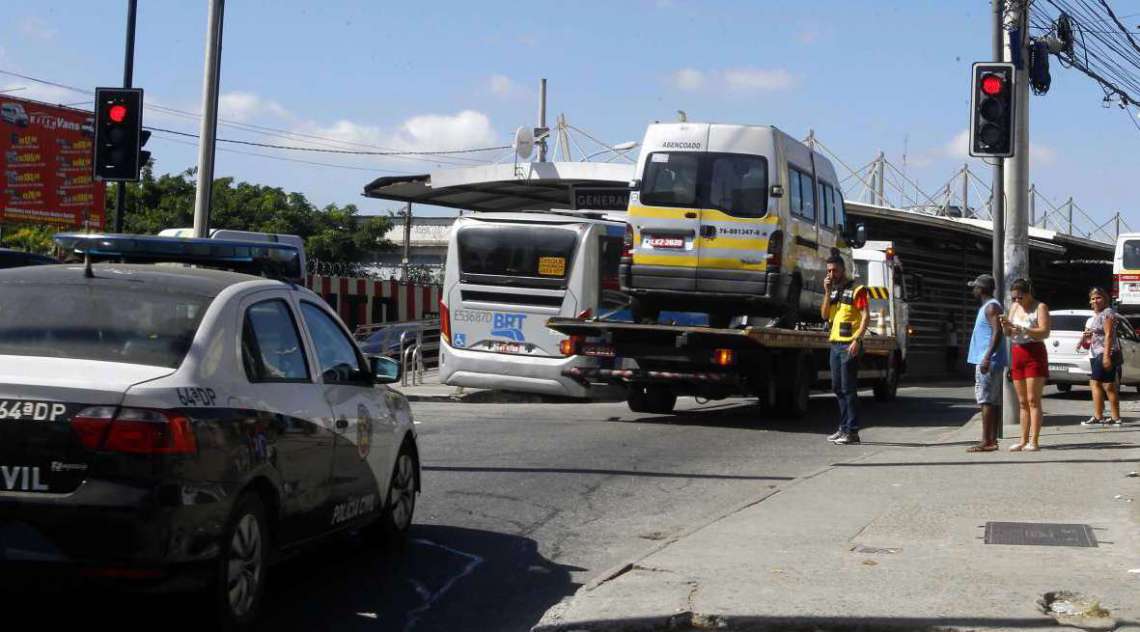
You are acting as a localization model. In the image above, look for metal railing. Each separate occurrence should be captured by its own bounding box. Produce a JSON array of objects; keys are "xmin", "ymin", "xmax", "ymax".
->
[{"xmin": 400, "ymin": 329, "xmax": 426, "ymax": 387}]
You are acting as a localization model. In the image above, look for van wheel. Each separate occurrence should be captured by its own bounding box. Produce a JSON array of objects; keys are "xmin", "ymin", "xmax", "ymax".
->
[
  {"xmin": 778, "ymin": 354, "xmax": 812, "ymax": 418},
  {"xmin": 644, "ymin": 385, "xmax": 677, "ymax": 414},
  {"xmin": 213, "ymin": 493, "xmax": 269, "ymax": 631},
  {"xmin": 627, "ymin": 385, "xmax": 650, "ymax": 413},
  {"xmin": 1056, "ymin": 383, "xmax": 1072, "ymax": 393},
  {"xmin": 630, "ymin": 298, "xmax": 660, "ymax": 324},
  {"xmin": 873, "ymin": 352, "xmax": 901, "ymax": 402}
]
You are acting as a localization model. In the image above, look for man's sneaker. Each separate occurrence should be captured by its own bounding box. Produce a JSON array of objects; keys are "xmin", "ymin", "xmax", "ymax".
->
[
  {"xmin": 827, "ymin": 428, "xmax": 845, "ymax": 442},
  {"xmin": 834, "ymin": 432, "xmax": 861, "ymax": 445},
  {"xmin": 1106, "ymin": 418, "xmax": 1123, "ymax": 426},
  {"xmin": 1081, "ymin": 416, "xmax": 1104, "ymax": 426}
]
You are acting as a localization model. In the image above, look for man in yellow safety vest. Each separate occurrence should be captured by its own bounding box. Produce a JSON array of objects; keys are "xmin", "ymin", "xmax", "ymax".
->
[{"xmin": 820, "ymin": 254, "xmax": 870, "ymax": 445}]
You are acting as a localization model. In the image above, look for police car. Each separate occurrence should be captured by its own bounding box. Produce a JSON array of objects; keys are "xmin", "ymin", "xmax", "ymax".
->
[{"xmin": 0, "ymin": 234, "xmax": 420, "ymax": 629}]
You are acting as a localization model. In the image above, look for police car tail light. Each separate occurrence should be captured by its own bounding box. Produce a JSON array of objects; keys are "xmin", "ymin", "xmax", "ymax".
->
[
  {"xmin": 440, "ymin": 300, "xmax": 451, "ymax": 343},
  {"xmin": 72, "ymin": 406, "xmax": 197, "ymax": 454},
  {"xmin": 766, "ymin": 231, "xmax": 783, "ymax": 270}
]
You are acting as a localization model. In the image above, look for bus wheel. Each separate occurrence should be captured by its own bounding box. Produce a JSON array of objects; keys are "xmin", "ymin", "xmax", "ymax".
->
[
  {"xmin": 627, "ymin": 385, "xmax": 650, "ymax": 413},
  {"xmin": 645, "ymin": 385, "xmax": 677, "ymax": 414},
  {"xmin": 1055, "ymin": 383, "xmax": 1072, "ymax": 393}
]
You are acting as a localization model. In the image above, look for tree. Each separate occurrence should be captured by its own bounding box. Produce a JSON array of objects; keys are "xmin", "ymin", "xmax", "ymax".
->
[
  {"xmin": 116, "ymin": 165, "xmax": 394, "ymax": 273},
  {"xmin": 1, "ymin": 224, "xmax": 56, "ymax": 254}
]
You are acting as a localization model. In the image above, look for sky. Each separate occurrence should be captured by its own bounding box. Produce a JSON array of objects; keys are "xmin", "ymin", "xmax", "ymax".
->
[{"xmin": 1, "ymin": 0, "xmax": 1136, "ymax": 234}]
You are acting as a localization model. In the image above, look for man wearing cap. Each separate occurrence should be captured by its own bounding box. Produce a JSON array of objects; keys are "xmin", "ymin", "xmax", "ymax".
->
[{"xmin": 966, "ymin": 273, "xmax": 1006, "ymax": 452}]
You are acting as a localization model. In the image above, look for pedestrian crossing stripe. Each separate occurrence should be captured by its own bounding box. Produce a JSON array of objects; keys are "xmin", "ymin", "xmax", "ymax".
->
[{"xmin": 866, "ymin": 286, "xmax": 889, "ymax": 300}]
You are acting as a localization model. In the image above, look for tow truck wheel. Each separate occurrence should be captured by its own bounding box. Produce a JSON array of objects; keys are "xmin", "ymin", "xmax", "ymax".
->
[
  {"xmin": 1056, "ymin": 383, "xmax": 1072, "ymax": 393},
  {"xmin": 644, "ymin": 385, "xmax": 677, "ymax": 414},
  {"xmin": 778, "ymin": 354, "xmax": 812, "ymax": 419},
  {"xmin": 213, "ymin": 493, "xmax": 269, "ymax": 631},
  {"xmin": 627, "ymin": 385, "xmax": 651, "ymax": 413},
  {"xmin": 630, "ymin": 298, "xmax": 660, "ymax": 324},
  {"xmin": 873, "ymin": 352, "xmax": 901, "ymax": 402}
]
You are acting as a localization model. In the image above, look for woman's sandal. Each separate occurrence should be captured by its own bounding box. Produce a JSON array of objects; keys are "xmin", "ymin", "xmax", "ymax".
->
[
  {"xmin": 1008, "ymin": 443, "xmax": 1026, "ymax": 452},
  {"xmin": 967, "ymin": 444, "xmax": 998, "ymax": 452},
  {"xmin": 1023, "ymin": 444, "xmax": 1040, "ymax": 452}
]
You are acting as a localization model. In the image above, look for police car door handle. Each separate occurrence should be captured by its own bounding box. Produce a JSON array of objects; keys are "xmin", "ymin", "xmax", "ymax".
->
[{"xmin": 335, "ymin": 417, "xmax": 349, "ymax": 431}]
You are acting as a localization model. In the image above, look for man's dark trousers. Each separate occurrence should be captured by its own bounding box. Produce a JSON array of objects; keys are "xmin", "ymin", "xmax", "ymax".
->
[{"xmin": 830, "ymin": 342, "xmax": 860, "ymax": 433}]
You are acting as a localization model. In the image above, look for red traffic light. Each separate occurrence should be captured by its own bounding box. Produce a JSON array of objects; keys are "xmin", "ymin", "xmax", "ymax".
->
[
  {"xmin": 108, "ymin": 104, "xmax": 128, "ymax": 123},
  {"xmin": 980, "ymin": 74, "xmax": 1004, "ymax": 97}
]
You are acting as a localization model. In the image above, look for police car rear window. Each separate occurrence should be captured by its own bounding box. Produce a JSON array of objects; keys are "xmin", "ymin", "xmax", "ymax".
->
[{"xmin": 0, "ymin": 285, "xmax": 211, "ymax": 368}]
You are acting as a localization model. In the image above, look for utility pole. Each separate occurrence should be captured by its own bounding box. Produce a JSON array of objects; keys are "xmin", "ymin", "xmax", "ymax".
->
[
  {"xmin": 537, "ymin": 78, "xmax": 548, "ymax": 162},
  {"xmin": 193, "ymin": 0, "xmax": 225, "ymax": 238},
  {"xmin": 1002, "ymin": 0, "xmax": 1030, "ymax": 428},
  {"xmin": 1028, "ymin": 184, "xmax": 1036, "ymax": 226},
  {"xmin": 991, "ymin": 0, "xmax": 1008, "ymax": 437},
  {"xmin": 113, "ymin": 0, "xmax": 138, "ymax": 233},
  {"xmin": 401, "ymin": 203, "xmax": 412, "ymax": 283}
]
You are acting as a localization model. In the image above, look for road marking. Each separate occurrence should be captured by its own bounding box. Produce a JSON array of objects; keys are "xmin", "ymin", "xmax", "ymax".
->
[{"xmin": 403, "ymin": 539, "xmax": 484, "ymax": 632}]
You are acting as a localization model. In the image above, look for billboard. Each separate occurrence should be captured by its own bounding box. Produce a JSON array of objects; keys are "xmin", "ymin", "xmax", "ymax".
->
[{"xmin": 1, "ymin": 96, "xmax": 105, "ymax": 230}]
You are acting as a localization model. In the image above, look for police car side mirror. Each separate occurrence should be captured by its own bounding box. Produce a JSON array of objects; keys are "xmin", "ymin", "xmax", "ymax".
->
[{"xmin": 370, "ymin": 355, "xmax": 401, "ymax": 384}]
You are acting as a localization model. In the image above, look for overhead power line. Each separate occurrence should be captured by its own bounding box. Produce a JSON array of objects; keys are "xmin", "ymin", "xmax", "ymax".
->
[{"xmin": 147, "ymin": 126, "xmax": 509, "ymax": 156}]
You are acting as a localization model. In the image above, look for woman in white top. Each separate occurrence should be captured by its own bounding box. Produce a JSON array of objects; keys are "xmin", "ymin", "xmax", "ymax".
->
[{"xmin": 999, "ymin": 278, "xmax": 1052, "ymax": 451}]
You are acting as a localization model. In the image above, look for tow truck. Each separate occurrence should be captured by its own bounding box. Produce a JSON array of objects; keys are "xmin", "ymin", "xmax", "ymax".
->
[{"xmin": 550, "ymin": 242, "xmax": 909, "ymax": 416}]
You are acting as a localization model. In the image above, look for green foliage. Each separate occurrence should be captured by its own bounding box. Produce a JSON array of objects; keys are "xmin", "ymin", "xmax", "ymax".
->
[
  {"xmin": 0, "ymin": 224, "xmax": 57, "ymax": 254},
  {"xmin": 115, "ymin": 165, "xmax": 393, "ymax": 272}
]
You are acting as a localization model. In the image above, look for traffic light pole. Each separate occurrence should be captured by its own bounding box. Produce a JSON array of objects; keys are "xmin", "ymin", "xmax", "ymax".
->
[
  {"xmin": 1002, "ymin": 0, "xmax": 1031, "ymax": 429},
  {"xmin": 113, "ymin": 0, "xmax": 138, "ymax": 233},
  {"xmin": 992, "ymin": 0, "xmax": 1006, "ymax": 438},
  {"xmin": 193, "ymin": 0, "xmax": 225, "ymax": 238}
]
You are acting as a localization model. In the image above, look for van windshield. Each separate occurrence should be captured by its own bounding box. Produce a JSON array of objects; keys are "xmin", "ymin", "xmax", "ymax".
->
[
  {"xmin": 639, "ymin": 152, "xmax": 768, "ymax": 218},
  {"xmin": 457, "ymin": 224, "xmax": 579, "ymax": 288},
  {"xmin": 1123, "ymin": 239, "xmax": 1140, "ymax": 269},
  {"xmin": 0, "ymin": 284, "xmax": 211, "ymax": 368}
]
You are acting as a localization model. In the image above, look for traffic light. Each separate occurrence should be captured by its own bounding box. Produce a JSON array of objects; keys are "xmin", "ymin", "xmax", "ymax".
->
[
  {"xmin": 93, "ymin": 87, "xmax": 145, "ymax": 181},
  {"xmin": 969, "ymin": 62, "xmax": 1015, "ymax": 158}
]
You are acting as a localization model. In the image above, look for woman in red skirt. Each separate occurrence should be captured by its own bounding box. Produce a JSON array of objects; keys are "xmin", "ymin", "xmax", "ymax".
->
[{"xmin": 999, "ymin": 278, "xmax": 1052, "ymax": 451}]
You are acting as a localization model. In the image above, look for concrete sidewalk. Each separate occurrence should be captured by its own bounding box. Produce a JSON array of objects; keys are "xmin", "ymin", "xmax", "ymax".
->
[{"xmin": 536, "ymin": 394, "xmax": 1140, "ymax": 631}]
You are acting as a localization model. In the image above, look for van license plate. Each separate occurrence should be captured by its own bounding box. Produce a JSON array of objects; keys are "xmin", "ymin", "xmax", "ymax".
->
[
  {"xmin": 488, "ymin": 342, "xmax": 524, "ymax": 354},
  {"xmin": 647, "ymin": 236, "xmax": 684, "ymax": 249}
]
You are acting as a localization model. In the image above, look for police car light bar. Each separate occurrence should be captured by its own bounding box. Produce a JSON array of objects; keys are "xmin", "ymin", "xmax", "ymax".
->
[{"xmin": 53, "ymin": 233, "xmax": 304, "ymax": 282}]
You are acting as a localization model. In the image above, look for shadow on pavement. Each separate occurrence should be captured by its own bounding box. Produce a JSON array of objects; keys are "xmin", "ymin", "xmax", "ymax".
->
[
  {"xmin": 0, "ymin": 525, "xmax": 577, "ymax": 632},
  {"xmin": 424, "ymin": 465, "xmax": 794, "ymax": 482},
  {"xmin": 536, "ymin": 613, "xmax": 1139, "ymax": 631}
]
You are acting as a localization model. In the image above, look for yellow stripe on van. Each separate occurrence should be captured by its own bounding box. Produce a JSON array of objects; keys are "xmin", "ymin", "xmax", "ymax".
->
[
  {"xmin": 694, "ymin": 236, "xmax": 769, "ymax": 251},
  {"xmin": 695, "ymin": 257, "xmax": 767, "ymax": 271},
  {"xmin": 632, "ymin": 253, "xmax": 699, "ymax": 267},
  {"xmin": 699, "ymin": 209, "xmax": 780, "ymax": 225}
]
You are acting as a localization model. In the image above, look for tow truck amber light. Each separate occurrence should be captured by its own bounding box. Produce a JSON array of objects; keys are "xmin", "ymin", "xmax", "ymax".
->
[
  {"xmin": 622, "ymin": 224, "xmax": 635, "ymax": 258},
  {"xmin": 560, "ymin": 336, "xmax": 583, "ymax": 356},
  {"xmin": 72, "ymin": 406, "xmax": 197, "ymax": 454},
  {"xmin": 440, "ymin": 300, "xmax": 452, "ymax": 343},
  {"xmin": 885, "ymin": 247, "xmax": 895, "ymax": 260},
  {"xmin": 713, "ymin": 349, "xmax": 736, "ymax": 366}
]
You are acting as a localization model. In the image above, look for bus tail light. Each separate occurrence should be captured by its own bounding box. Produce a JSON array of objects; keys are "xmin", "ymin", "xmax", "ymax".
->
[{"xmin": 440, "ymin": 300, "xmax": 452, "ymax": 343}]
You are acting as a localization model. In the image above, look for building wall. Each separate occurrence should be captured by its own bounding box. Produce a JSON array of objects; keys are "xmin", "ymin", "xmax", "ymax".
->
[{"xmin": 305, "ymin": 275, "xmax": 441, "ymax": 332}]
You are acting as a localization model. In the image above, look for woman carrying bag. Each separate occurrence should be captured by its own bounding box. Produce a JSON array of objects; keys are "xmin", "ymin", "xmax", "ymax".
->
[{"xmin": 999, "ymin": 278, "xmax": 1052, "ymax": 452}]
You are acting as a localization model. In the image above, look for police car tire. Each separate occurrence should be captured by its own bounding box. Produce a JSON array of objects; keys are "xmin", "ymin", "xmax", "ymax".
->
[
  {"xmin": 370, "ymin": 442, "xmax": 418, "ymax": 542},
  {"xmin": 627, "ymin": 385, "xmax": 651, "ymax": 413},
  {"xmin": 213, "ymin": 493, "xmax": 269, "ymax": 631}
]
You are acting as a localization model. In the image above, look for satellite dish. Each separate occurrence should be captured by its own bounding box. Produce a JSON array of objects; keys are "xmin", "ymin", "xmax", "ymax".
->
[{"xmin": 513, "ymin": 126, "xmax": 534, "ymax": 160}]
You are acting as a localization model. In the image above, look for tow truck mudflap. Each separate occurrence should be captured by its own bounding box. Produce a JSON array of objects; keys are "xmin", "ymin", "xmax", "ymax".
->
[{"xmin": 564, "ymin": 366, "xmax": 740, "ymax": 385}]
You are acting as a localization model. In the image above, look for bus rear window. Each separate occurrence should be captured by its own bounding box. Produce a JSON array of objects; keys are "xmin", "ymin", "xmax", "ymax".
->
[
  {"xmin": 1123, "ymin": 240, "xmax": 1140, "ymax": 269},
  {"xmin": 457, "ymin": 224, "xmax": 578, "ymax": 288}
]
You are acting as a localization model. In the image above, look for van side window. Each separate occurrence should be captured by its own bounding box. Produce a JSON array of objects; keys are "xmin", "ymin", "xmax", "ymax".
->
[
  {"xmin": 819, "ymin": 182, "xmax": 835, "ymax": 228},
  {"xmin": 1124, "ymin": 239, "xmax": 1140, "ymax": 269},
  {"xmin": 707, "ymin": 155, "xmax": 768, "ymax": 217},
  {"xmin": 789, "ymin": 167, "xmax": 815, "ymax": 223},
  {"xmin": 834, "ymin": 189, "xmax": 847, "ymax": 233},
  {"xmin": 640, "ymin": 153, "xmax": 699, "ymax": 207}
]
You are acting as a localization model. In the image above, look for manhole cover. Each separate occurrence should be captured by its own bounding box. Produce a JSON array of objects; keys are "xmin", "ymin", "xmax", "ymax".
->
[{"xmin": 984, "ymin": 522, "xmax": 1097, "ymax": 547}]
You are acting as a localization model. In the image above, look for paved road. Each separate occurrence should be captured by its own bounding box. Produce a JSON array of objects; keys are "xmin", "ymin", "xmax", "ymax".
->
[{"xmin": 7, "ymin": 383, "xmax": 980, "ymax": 631}]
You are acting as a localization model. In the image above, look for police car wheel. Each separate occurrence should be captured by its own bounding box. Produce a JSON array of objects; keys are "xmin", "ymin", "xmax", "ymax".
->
[
  {"xmin": 213, "ymin": 493, "xmax": 269, "ymax": 630},
  {"xmin": 369, "ymin": 443, "xmax": 417, "ymax": 541}
]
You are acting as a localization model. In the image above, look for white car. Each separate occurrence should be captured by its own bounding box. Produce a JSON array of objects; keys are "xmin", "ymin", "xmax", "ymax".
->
[
  {"xmin": 0, "ymin": 234, "xmax": 420, "ymax": 629},
  {"xmin": 1045, "ymin": 309, "xmax": 1140, "ymax": 392}
]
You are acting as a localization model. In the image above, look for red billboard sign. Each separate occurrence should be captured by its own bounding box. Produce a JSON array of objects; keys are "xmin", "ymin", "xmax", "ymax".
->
[{"xmin": 1, "ymin": 96, "xmax": 105, "ymax": 230}]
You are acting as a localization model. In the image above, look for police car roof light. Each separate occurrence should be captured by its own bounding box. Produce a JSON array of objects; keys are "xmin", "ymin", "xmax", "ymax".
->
[{"xmin": 54, "ymin": 233, "xmax": 304, "ymax": 282}]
